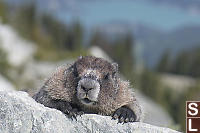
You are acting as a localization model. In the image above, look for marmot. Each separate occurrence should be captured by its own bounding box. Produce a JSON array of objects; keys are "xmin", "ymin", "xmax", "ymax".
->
[{"xmin": 33, "ymin": 56, "xmax": 142, "ymax": 123}]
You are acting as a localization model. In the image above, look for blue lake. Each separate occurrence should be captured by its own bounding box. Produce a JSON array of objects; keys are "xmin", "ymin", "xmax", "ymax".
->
[{"xmin": 57, "ymin": 0, "xmax": 200, "ymax": 31}]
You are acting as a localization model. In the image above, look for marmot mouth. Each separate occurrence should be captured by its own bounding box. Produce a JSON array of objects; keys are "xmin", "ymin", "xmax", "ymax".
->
[
  {"xmin": 82, "ymin": 98, "xmax": 92, "ymax": 103},
  {"xmin": 80, "ymin": 98, "xmax": 96, "ymax": 105}
]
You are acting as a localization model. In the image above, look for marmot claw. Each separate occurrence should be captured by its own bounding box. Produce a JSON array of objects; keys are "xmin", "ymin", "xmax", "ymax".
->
[
  {"xmin": 66, "ymin": 108, "xmax": 84, "ymax": 120},
  {"xmin": 112, "ymin": 106, "xmax": 137, "ymax": 123}
]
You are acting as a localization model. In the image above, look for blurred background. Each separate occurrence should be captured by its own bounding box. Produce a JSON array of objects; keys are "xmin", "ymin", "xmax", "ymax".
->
[{"xmin": 1, "ymin": 0, "xmax": 200, "ymax": 131}]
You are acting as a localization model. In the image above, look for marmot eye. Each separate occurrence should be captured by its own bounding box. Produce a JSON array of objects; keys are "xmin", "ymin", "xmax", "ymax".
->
[
  {"xmin": 81, "ymin": 85, "xmax": 86, "ymax": 90},
  {"xmin": 104, "ymin": 73, "xmax": 109, "ymax": 80}
]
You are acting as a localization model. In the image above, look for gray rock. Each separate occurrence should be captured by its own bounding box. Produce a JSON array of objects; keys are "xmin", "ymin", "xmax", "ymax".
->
[{"xmin": 0, "ymin": 90, "xmax": 181, "ymax": 133}]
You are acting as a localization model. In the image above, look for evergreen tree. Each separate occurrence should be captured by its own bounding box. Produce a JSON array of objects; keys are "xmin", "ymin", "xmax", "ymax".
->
[
  {"xmin": 156, "ymin": 50, "xmax": 171, "ymax": 72},
  {"xmin": 12, "ymin": 2, "xmax": 37, "ymax": 39},
  {"xmin": 40, "ymin": 14, "xmax": 69, "ymax": 49},
  {"xmin": 112, "ymin": 33, "xmax": 135, "ymax": 79},
  {"xmin": 89, "ymin": 31, "xmax": 111, "ymax": 51},
  {"xmin": 0, "ymin": 0, "xmax": 7, "ymax": 23},
  {"xmin": 70, "ymin": 21, "xmax": 83, "ymax": 50},
  {"xmin": 171, "ymin": 51, "xmax": 191, "ymax": 76},
  {"xmin": 189, "ymin": 48, "xmax": 200, "ymax": 77}
]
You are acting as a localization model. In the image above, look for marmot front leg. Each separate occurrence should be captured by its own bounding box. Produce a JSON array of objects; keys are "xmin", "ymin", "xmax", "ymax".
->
[
  {"xmin": 55, "ymin": 100, "xmax": 84, "ymax": 120},
  {"xmin": 33, "ymin": 89, "xmax": 84, "ymax": 120},
  {"xmin": 112, "ymin": 100, "xmax": 142, "ymax": 123}
]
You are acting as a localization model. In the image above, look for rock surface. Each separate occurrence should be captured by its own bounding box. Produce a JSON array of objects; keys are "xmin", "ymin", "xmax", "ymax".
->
[{"xmin": 0, "ymin": 90, "xmax": 181, "ymax": 133}]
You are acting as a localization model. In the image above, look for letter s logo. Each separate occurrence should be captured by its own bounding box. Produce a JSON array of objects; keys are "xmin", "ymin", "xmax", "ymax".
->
[{"xmin": 188, "ymin": 103, "xmax": 198, "ymax": 116}]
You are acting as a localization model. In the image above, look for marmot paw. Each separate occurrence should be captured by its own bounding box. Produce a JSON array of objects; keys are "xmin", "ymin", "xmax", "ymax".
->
[
  {"xmin": 65, "ymin": 108, "xmax": 84, "ymax": 120},
  {"xmin": 112, "ymin": 106, "xmax": 137, "ymax": 123}
]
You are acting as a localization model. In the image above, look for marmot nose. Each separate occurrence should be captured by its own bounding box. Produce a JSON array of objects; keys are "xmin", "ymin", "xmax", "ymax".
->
[{"xmin": 79, "ymin": 78, "xmax": 100, "ymax": 93}]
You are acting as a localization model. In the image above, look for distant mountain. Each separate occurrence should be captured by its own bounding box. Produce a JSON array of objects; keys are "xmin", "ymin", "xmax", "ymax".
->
[
  {"xmin": 149, "ymin": 0, "xmax": 200, "ymax": 8},
  {"xmin": 36, "ymin": 0, "xmax": 200, "ymax": 15},
  {"xmin": 147, "ymin": 0, "xmax": 200, "ymax": 16},
  {"xmin": 137, "ymin": 25, "xmax": 200, "ymax": 67},
  {"xmin": 96, "ymin": 22, "xmax": 200, "ymax": 67}
]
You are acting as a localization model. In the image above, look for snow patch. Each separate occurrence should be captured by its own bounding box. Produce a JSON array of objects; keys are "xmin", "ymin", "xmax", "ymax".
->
[
  {"xmin": 0, "ymin": 22, "xmax": 36, "ymax": 67},
  {"xmin": 0, "ymin": 74, "xmax": 16, "ymax": 91}
]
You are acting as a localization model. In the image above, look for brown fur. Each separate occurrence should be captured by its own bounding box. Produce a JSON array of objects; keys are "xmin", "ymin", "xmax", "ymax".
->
[{"xmin": 33, "ymin": 56, "xmax": 142, "ymax": 122}]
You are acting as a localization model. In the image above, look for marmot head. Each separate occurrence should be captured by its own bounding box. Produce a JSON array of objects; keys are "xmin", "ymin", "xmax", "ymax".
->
[{"xmin": 74, "ymin": 56, "xmax": 119, "ymax": 106}]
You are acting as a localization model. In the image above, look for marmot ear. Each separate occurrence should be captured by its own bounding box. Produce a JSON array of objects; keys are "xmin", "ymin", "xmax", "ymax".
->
[
  {"xmin": 112, "ymin": 62, "xmax": 118, "ymax": 73},
  {"xmin": 112, "ymin": 62, "xmax": 119, "ymax": 90},
  {"xmin": 64, "ymin": 63, "xmax": 78, "ymax": 77},
  {"xmin": 78, "ymin": 56, "xmax": 83, "ymax": 60},
  {"xmin": 112, "ymin": 62, "xmax": 118, "ymax": 79}
]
